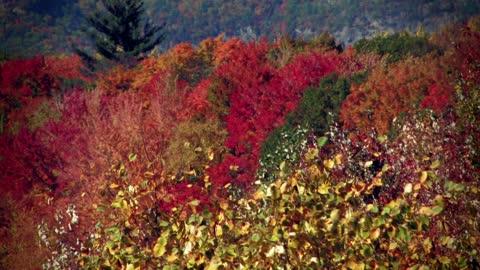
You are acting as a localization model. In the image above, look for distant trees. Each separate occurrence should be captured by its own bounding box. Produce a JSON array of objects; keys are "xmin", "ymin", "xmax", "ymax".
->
[{"xmin": 76, "ymin": 0, "xmax": 166, "ymax": 70}]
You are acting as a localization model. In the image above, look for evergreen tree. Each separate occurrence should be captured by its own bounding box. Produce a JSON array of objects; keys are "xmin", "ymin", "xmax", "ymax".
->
[{"xmin": 76, "ymin": 0, "xmax": 166, "ymax": 70}]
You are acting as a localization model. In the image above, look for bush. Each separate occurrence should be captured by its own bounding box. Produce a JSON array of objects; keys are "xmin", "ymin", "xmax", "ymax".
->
[{"xmin": 354, "ymin": 31, "xmax": 440, "ymax": 63}]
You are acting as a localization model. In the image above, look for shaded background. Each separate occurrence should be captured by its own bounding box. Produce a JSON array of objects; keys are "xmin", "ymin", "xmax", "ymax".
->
[{"xmin": 1, "ymin": 0, "xmax": 480, "ymax": 58}]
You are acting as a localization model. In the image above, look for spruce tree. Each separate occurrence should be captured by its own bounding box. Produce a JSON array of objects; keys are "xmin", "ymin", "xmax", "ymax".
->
[{"xmin": 76, "ymin": 0, "xmax": 166, "ymax": 69}]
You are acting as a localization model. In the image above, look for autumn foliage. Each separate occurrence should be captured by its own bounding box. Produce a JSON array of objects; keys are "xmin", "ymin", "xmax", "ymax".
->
[{"xmin": 1, "ymin": 20, "xmax": 480, "ymax": 269}]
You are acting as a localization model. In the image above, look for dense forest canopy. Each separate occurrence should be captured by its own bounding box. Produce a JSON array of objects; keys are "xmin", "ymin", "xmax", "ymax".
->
[
  {"xmin": 1, "ymin": 1, "xmax": 480, "ymax": 269},
  {"xmin": 2, "ymin": 0, "xmax": 480, "ymax": 58}
]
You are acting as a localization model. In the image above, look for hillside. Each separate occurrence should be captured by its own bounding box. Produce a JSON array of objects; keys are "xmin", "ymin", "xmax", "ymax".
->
[{"xmin": 2, "ymin": 0, "xmax": 480, "ymax": 58}]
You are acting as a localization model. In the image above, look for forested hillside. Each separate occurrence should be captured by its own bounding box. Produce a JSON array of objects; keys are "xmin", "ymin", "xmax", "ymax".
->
[
  {"xmin": 2, "ymin": 0, "xmax": 480, "ymax": 58},
  {"xmin": 1, "ymin": 12, "xmax": 479, "ymax": 268}
]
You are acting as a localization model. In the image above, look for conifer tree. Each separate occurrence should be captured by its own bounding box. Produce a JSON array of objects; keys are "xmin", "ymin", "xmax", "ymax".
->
[{"xmin": 76, "ymin": 0, "xmax": 166, "ymax": 69}]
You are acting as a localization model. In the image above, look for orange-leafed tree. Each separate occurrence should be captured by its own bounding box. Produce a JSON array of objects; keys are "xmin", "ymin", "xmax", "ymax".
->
[{"xmin": 340, "ymin": 55, "xmax": 452, "ymax": 135}]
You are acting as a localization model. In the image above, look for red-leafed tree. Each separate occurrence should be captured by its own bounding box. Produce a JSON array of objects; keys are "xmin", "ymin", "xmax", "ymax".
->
[{"xmin": 207, "ymin": 40, "xmax": 340, "ymax": 196}]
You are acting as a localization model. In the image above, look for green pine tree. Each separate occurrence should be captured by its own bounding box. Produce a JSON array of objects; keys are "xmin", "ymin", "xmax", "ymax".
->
[{"xmin": 76, "ymin": 0, "xmax": 166, "ymax": 70}]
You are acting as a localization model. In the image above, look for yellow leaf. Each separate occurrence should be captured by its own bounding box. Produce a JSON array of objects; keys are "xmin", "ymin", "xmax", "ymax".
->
[
  {"xmin": 318, "ymin": 183, "xmax": 330, "ymax": 194},
  {"xmin": 420, "ymin": 171, "xmax": 428, "ymax": 183},
  {"xmin": 253, "ymin": 190, "xmax": 265, "ymax": 200},
  {"xmin": 419, "ymin": 206, "xmax": 443, "ymax": 216},
  {"xmin": 208, "ymin": 151, "xmax": 214, "ymax": 161},
  {"xmin": 330, "ymin": 209, "xmax": 340, "ymax": 221},
  {"xmin": 347, "ymin": 260, "xmax": 365, "ymax": 270},
  {"xmin": 215, "ymin": 224, "xmax": 223, "ymax": 237},
  {"xmin": 184, "ymin": 169, "xmax": 196, "ymax": 175},
  {"xmin": 335, "ymin": 154, "xmax": 343, "ymax": 165},
  {"xmin": 324, "ymin": 159, "xmax": 335, "ymax": 169},
  {"xmin": 219, "ymin": 201, "xmax": 228, "ymax": 210},
  {"xmin": 109, "ymin": 183, "xmax": 119, "ymax": 189},
  {"xmin": 167, "ymin": 254, "xmax": 178, "ymax": 262},
  {"xmin": 144, "ymin": 171, "xmax": 154, "ymax": 178},
  {"xmin": 423, "ymin": 238, "xmax": 432, "ymax": 253},
  {"xmin": 438, "ymin": 256, "xmax": 451, "ymax": 264},
  {"xmin": 370, "ymin": 228, "xmax": 380, "ymax": 240}
]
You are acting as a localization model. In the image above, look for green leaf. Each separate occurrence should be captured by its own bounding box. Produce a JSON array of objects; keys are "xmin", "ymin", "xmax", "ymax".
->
[
  {"xmin": 445, "ymin": 181, "xmax": 465, "ymax": 192},
  {"xmin": 159, "ymin": 221, "xmax": 170, "ymax": 227},
  {"xmin": 128, "ymin": 153, "xmax": 137, "ymax": 162},
  {"xmin": 317, "ymin": 136, "xmax": 328, "ymax": 147},
  {"xmin": 366, "ymin": 204, "xmax": 379, "ymax": 213},
  {"xmin": 382, "ymin": 164, "xmax": 389, "ymax": 172},
  {"xmin": 226, "ymin": 247, "xmax": 237, "ymax": 257},
  {"xmin": 126, "ymin": 264, "xmax": 134, "ymax": 270},
  {"xmin": 438, "ymin": 256, "xmax": 451, "ymax": 264},
  {"xmin": 251, "ymin": 233, "xmax": 261, "ymax": 243},
  {"xmin": 377, "ymin": 135, "xmax": 387, "ymax": 143},
  {"xmin": 418, "ymin": 205, "xmax": 443, "ymax": 216},
  {"xmin": 305, "ymin": 148, "xmax": 319, "ymax": 161},
  {"xmin": 330, "ymin": 209, "xmax": 340, "ymax": 221},
  {"xmin": 187, "ymin": 258, "xmax": 196, "ymax": 268},
  {"xmin": 154, "ymin": 236, "xmax": 168, "ymax": 257},
  {"xmin": 430, "ymin": 160, "xmax": 441, "ymax": 169},
  {"xmin": 189, "ymin": 200, "xmax": 200, "ymax": 206}
]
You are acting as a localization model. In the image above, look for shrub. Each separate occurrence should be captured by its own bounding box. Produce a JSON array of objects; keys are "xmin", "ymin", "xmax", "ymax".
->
[{"xmin": 354, "ymin": 31, "xmax": 440, "ymax": 63}]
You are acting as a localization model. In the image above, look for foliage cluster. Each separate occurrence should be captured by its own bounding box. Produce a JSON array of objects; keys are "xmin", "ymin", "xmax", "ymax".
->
[
  {"xmin": 0, "ymin": 19, "xmax": 479, "ymax": 269},
  {"xmin": 354, "ymin": 31, "xmax": 439, "ymax": 63}
]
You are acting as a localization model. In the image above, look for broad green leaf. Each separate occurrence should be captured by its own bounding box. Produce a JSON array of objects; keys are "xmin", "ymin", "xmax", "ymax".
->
[
  {"xmin": 367, "ymin": 204, "xmax": 379, "ymax": 213},
  {"xmin": 251, "ymin": 233, "xmax": 261, "ymax": 242},
  {"xmin": 226, "ymin": 247, "xmax": 237, "ymax": 257},
  {"xmin": 377, "ymin": 135, "xmax": 387, "ymax": 143},
  {"xmin": 317, "ymin": 136, "xmax": 328, "ymax": 147},
  {"xmin": 154, "ymin": 236, "xmax": 168, "ymax": 257},
  {"xmin": 187, "ymin": 258, "xmax": 196, "ymax": 268},
  {"xmin": 159, "ymin": 221, "xmax": 169, "ymax": 227},
  {"xmin": 445, "ymin": 180, "xmax": 465, "ymax": 192}
]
